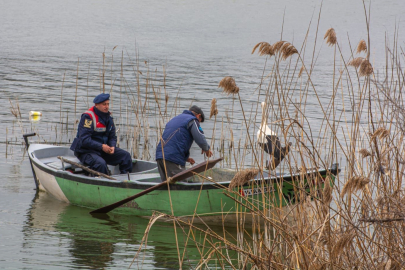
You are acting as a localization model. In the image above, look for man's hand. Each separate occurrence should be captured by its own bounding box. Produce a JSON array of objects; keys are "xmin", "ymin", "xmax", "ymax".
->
[
  {"xmin": 187, "ymin": 157, "xmax": 195, "ymax": 165},
  {"xmin": 202, "ymin": 149, "xmax": 213, "ymax": 157},
  {"xmin": 102, "ymin": 144, "xmax": 114, "ymax": 154}
]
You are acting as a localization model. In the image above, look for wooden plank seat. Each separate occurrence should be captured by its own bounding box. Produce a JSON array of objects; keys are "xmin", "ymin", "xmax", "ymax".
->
[{"xmin": 44, "ymin": 156, "xmax": 84, "ymax": 172}]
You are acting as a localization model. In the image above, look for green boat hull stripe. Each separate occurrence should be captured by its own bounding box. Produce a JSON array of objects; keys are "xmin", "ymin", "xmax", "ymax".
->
[{"xmin": 54, "ymin": 174, "xmax": 329, "ymax": 216}]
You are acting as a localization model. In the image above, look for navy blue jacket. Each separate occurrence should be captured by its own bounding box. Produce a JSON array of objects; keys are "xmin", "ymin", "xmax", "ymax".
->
[
  {"xmin": 70, "ymin": 106, "xmax": 116, "ymax": 154},
  {"xmin": 156, "ymin": 110, "xmax": 206, "ymax": 166}
]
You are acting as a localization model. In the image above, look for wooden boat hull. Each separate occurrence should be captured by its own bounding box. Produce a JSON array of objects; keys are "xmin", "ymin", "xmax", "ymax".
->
[{"xmin": 28, "ymin": 144, "xmax": 339, "ymax": 223}]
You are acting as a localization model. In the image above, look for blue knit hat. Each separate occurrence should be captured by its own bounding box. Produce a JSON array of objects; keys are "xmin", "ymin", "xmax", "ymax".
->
[{"xmin": 93, "ymin": 93, "xmax": 110, "ymax": 104}]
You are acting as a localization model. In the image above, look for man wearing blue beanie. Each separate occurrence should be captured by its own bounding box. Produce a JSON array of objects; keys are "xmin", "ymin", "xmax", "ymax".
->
[{"xmin": 70, "ymin": 93, "xmax": 132, "ymax": 175}]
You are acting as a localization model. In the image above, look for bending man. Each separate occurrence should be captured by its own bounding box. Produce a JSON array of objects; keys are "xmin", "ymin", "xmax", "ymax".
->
[
  {"xmin": 156, "ymin": 105, "xmax": 213, "ymax": 181},
  {"xmin": 70, "ymin": 93, "xmax": 132, "ymax": 175}
]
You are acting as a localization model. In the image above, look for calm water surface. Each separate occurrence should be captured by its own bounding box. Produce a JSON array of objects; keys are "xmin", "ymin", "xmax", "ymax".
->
[{"xmin": 1, "ymin": 0, "xmax": 404, "ymax": 268}]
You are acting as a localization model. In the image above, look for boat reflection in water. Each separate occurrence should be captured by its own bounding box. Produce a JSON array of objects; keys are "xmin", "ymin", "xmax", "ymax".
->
[{"xmin": 24, "ymin": 191, "xmax": 226, "ymax": 269}]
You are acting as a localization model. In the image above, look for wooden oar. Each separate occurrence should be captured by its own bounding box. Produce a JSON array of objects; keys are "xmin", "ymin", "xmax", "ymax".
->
[{"xmin": 90, "ymin": 157, "xmax": 223, "ymax": 214}]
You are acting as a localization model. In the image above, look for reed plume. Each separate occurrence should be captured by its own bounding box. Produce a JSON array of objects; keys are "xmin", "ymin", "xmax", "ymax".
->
[
  {"xmin": 356, "ymin": 39, "xmax": 367, "ymax": 54},
  {"xmin": 281, "ymin": 43, "xmax": 298, "ymax": 60},
  {"xmin": 348, "ymin": 57, "xmax": 364, "ymax": 68},
  {"xmin": 324, "ymin": 28, "xmax": 337, "ymax": 46},
  {"xmin": 379, "ymin": 129, "xmax": 390, "ymax": 139},
  {"xmin": 9, "ymin": 98, "xmax": 21, "ymax": 119},
  {"xmin": 322, "ymin": 176, "xmax": 333, "ymax": 205},
  {"xmin": 371, "ymin": 127, "xmax": 388, "ymax": 140},
  {"xmin": 348, "ymin": 57, "xmax": 373, "ymax": 76},
  {"xmin": 210, "ymin": 98, "xmax": 218, "ymax": 119},
  {"xmin": 229, "ymin": 168, "xmax": 259, "ymax": 189},
  {"xmin": 359, "ymin": 148, "xmax": 371, "ymax": 158},
  {"xmin": 359, "ymin": 59, "xmax": 373, "ymax": 76},
  {"xmin": 332, "ymin": 231, "xmax": 355, "ymax": 256},
  {"xmin": 341, "ymin": 176, "xmax": 370, "ymax": 197},
  {"xmin": 219, "ymin": 76, "xmax": 240, "ymax": 95},
  {"xmin": 272, "ymin": 41, "xmax": 286, "ymax": 53},
  {"xmin": 252, "ymin": 42, "xmax": 275, "ymax": 56},
  {"xmin": 253, "ymin": 41, "xmax": 297, "ymax": 59}
]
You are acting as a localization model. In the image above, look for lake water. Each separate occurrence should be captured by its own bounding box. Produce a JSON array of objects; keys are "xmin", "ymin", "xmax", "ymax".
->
[{"xmin": 1, "ymin": 0, "xmax": 404, "ymax": 269}]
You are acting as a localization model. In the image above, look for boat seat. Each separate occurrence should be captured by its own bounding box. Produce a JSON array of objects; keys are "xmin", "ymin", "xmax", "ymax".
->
[{"xmin": 45, "ymin": 156, "xmax": 84, "ymax": 171}]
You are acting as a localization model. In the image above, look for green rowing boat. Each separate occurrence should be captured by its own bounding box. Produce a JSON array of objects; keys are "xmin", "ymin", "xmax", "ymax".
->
[{"xmin": 27, "ymin": 142, "xmax": 339, "ymax": 225}]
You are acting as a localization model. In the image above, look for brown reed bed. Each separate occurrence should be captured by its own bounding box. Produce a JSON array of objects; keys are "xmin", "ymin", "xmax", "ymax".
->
[{"xmin": 132, "ymin": 7, "xmax": 405, "ymax": 270}]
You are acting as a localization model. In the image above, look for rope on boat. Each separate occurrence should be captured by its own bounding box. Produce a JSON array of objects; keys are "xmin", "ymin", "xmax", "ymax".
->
[
  {"xmin": 57, "ymin": 156, "xmax": 117, "ymax": 180},
  {"xmin": 167, "ymin": 177, "xmax": 175, "ymax": 184}
]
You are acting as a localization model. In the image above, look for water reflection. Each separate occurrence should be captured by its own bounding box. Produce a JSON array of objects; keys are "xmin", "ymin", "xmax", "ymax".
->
[{"xmin": 23, "ymin": 191, "xmax": 226, "ymax": 269}]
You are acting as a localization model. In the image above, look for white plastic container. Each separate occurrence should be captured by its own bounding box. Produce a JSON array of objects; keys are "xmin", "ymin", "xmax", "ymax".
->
[{"xmin": 29, "ymin": 111, "xmax": 42, "ymax": 116}]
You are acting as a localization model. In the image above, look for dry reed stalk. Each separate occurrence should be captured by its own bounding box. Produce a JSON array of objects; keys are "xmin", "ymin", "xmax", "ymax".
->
[
  {"xmin": 228, "ymin": 168, "xmax": 259, "ymax": 189},
  {"xmin": 356, "ymin": 39, "xmax": 367, "ymax": 54},
  {"xmin": 165, "ymin": 93, "xmax": 169, "ymax": 115},
  {"xmin": 74, "ymin": 58, "xmax": 80, "ymax": 117},
  {"xmin": 218, "ymin": 76, "xmax": 264, "ymax": 178},
  {"xmin": 298, "ymin": 66, "xmax": 305, "ymax": 78},
  {"xmin": 60, "ymin": 72, "xmax": 65, "ymax": 123},
  {"xmin": 5, "ymin": 127, "xmax": 8, "ymax": 158},
  {"xmin": 130, "ymin": 212, "xmax": 166, "ymax": 268},
  {"xmin": 374, "ymin": 160, "xmax": 389, "ymax": 175}
]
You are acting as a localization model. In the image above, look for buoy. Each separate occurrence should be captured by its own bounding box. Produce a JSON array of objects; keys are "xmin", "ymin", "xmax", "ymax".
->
[
  {"xmin": 29, "ymin": 111, "xmax": 42, "ymax": 116},
  {"xmin": 29, "ymin": 115, "xmax": 41, "ymax": 122}
]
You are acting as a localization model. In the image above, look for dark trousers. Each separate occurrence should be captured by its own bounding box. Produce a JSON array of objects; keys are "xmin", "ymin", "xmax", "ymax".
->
[
  {"xmin": 78, "ymin": 148, "xmax": 132, "ymax": 175},
  {"xmin": 156, "ymin": 159, "xmax": 185, "ymax": 181}
]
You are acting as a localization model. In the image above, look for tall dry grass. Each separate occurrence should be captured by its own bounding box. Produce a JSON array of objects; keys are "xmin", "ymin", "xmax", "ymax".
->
[{"xmin": 133, "ymin": 6, "xmax": 405, "ymax": 270}]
